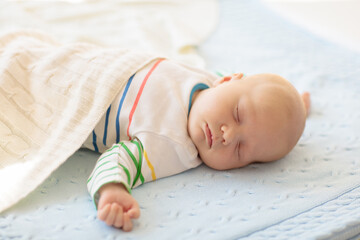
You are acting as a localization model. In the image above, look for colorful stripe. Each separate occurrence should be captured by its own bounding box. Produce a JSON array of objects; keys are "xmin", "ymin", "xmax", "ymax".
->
[
  {"xmin": 87, "ymin": 151, "xmax": 131, "ymax": 193},
  {"xmin": 116, "ymin": 74, "xmax": 135, "ymax": 143},
  {"xmin": 118, "ymin": 163, "xmax": 131, "ymax": 186},
  {"xmin": 188, "ymin": 83, "xmax": 209, "ymax": 116},
  {"xmin": 88, "ymin": 160, "xmax": 111, "ymax": 182},
  {"xmin": 136, "ymin": 138, "xmax": 156, "ymax": 181},
  {"xmin": 87, "ymin": 153, "xmax": 118, "ymax": 184},
  {"xmin": 88, "ymin": 60, "xmax": 167, "ymax": 198},
  {"xmin": 88, "ymin": 166, "xmax": 119, "ymax": 194},
  {"xmin": 215, "ymin": 71, "xmax": 224, "ymax": 77},
  {"xmin": 90, "ymin": 173, "xmax": 120, "ymax": 193},
  {"xmin": 126, "ymin": 58, "xmax": 165, "ymax": 139},
  {"xmin": 131, "ymin": 139, "xmax": 145, "ymax": 184},
  {"xmin": 106, "ymin": 144, "xmax": 119, "ymax": 152},
  {"xmin": 144, "ymin": 149, "xmax": 156, "ymax": 180},
  {"xmin": 93, "ymin": 166, "xmax": 118, "ymax": 178},
  {"xmin": 103, "ymin": 105, "xmax": 112, "ymax": 146},
  {"xmin": 92, "ymin": 130, "xmax": 99, "ymax": 152},
  {"xmin": 120, "ymin": 141, "xmax": 144, "ymax": 187}
]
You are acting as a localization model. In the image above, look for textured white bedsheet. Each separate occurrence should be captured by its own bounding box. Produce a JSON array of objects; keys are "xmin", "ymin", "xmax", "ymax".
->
[{"xmin": 1, "ymin": 0, "xmax": 360, "ymax": 239}]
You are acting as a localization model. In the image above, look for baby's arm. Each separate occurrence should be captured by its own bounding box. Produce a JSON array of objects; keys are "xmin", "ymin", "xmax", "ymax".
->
[
  {"xmin": 97, "ymin": 183, "xmax": 140, "ymax": 231},
  {"xmin": 87, "ymin": 138, "xmax": 146, "ymax": 231}
]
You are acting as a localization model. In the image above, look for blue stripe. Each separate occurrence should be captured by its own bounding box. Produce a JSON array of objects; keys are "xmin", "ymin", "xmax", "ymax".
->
[
  {"xmin": 92, "ymin": 130, "xmax": 99, "ymax": 152},
  {"xmin": 188, "ymin": 83, "xmax": 209, "ymax": 116},
  {"xmin": 103, "ymin": 105, "xmax": 111, "ymax": 146},
  {"xmin": 116, "ymin": 73, "xmax": 136, "ymax": 143}
]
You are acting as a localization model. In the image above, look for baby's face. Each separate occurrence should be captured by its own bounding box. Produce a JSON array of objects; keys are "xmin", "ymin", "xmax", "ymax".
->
[{"xmin": 188, "ymin": 73, "xmax": 306, "ymax": 170}]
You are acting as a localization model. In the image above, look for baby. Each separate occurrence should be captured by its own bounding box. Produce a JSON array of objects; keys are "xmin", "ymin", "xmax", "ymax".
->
[{"xmin": 83, "ymin": 58, "xmax": 310, "ymax": 231}]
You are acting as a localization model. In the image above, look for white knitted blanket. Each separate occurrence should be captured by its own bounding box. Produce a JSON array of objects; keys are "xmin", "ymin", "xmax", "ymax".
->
[{"xmin": 0, "ymin": 31, "xmax": 157, "ymax": 212}]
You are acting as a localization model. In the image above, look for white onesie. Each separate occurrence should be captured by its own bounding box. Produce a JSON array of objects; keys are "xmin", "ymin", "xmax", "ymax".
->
[{"xmin": 83, "ymin": 59, "xmax": 216, "ymax": 206}]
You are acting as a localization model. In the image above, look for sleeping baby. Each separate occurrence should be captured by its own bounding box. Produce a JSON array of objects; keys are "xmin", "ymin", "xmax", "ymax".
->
[{"xmin": 83, "ymin": 58, "xmax": 311, "ymax": 231}]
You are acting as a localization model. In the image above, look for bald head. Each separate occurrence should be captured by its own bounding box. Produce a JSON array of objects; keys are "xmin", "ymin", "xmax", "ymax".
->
[{"xmin": 245, "ymin": 73, "xmax": 307, "ymax": 160}]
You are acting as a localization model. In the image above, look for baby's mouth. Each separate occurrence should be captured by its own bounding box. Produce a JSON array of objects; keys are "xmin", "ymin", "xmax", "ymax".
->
[{"xmin": 205, "ymin": 123, "xmax": 213, "ymax": 148}]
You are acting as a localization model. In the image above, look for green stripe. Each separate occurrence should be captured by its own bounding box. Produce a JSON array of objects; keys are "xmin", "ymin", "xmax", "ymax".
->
[
  {"xmin": 90, "ymin": 172, "xmax": 120, "ymax": 195},
  {"xmin": 88, "ymin": 140, "xmax": 146, "ymax": 195},
  {"xmin": 106, "ymin": 144, "xmax": 120, "ymax": 152},
  {"xmin": 131, "ymin": 139, "xmax": 144, "ymax": 184},
  {"xmin": 120, "ymin": 142, "xmax": 137, "ymax": 165},
  {"xmin": 99, "ymin": 151, "xmax": 118, "ymax": 162},
  {"xmin": 120, "ymin": 142, "xmax": 142, "ymax": 187},
  {"xmin": 87, "ymin": 160, "xmax": 111, "ymax": 183},
  {"xmin": 215, "ymin": 71, "xmax": 224, "ymax": 77},
  {"xmin": 119, "ymin": 163, "xmax": 131, "ymax": 186},
  {"xmin": 137, "ymin": 139, "xmax": 144, "ymax": 149},
  {"xmin": 89, "ymin": 166, "xmax": 118, "ymax": 190},
  {"xmin": 87, "ymin": 152, "xmax": 119, "ymax": 183}
]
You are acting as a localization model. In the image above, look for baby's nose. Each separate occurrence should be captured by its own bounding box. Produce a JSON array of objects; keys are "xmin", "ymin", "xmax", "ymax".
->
[{"xmin": 221, "ymin": 125, "xmax": 234, "ymax": 145}]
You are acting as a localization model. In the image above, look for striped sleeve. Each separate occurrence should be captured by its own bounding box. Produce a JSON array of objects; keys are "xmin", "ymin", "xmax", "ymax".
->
[{"xmin": 87, "ymin": 138, "xmax": 146, "ymax": 208}]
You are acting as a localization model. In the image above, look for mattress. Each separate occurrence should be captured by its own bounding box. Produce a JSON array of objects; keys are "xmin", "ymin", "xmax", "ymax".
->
[{"xmin": 1, "ymin": 0, "xmax": 360, "ymax": 239}]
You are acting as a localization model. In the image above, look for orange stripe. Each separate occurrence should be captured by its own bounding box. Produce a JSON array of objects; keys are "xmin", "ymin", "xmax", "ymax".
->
[{"xmin": 127, "ymin": 58, "xmax": 165, "ymax": 139}]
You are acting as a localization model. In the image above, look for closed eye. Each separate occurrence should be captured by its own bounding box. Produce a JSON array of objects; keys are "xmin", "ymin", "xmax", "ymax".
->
[{"xmin": 235, "ymin": 106, "xmax": 240, "ymax": 123}]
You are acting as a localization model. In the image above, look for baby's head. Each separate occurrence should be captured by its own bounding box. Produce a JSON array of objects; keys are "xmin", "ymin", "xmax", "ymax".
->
[{"xmin": 188, "ymin": 73, "xmax": 309, "ymax": 170}]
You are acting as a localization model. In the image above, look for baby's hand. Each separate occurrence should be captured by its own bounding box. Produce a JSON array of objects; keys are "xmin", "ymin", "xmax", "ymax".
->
[{"xmin": 97, "ymin": 183, "xmax": 140, "ymax": 231}]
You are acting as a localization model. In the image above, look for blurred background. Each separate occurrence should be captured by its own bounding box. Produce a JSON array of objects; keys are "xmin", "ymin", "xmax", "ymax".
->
[{"xmin": 263, "ymin": 0, "xmax": 360, "ymax": 53}]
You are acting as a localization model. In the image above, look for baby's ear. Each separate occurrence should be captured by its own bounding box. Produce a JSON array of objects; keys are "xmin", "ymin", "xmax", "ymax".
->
[
  {"xmin": 213, "ymin": 73, "xmax": 244, "ymax": 87},
  {"xmin": 301, "ymin": 92, "xmax": 311, "ymax": 117}
]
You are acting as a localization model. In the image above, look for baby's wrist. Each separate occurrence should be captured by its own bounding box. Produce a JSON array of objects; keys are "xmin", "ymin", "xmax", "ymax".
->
[{"xmin": 99, "ymin": 182, "xmax": 128, "ymax": 195}]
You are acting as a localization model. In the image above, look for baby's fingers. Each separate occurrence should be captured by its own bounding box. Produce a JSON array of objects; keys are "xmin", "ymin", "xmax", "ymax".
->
[
  {"xmin": 105, "ymin": 203, "xmax": 119, "ymax": 226},
  {"xmin": 122, "ymin": 213, "xmax": 133, "ymax": 232},
  {"xmin": 114, "ymin": 206, "xmax": 124, "ymax": 228},
  {"xmin": 128, "ymin": 206, "xmax": 140, "ymax": 219},
  {"xmin": 97, "ymin": 204, "xmax": 111, "ymax": 221}
]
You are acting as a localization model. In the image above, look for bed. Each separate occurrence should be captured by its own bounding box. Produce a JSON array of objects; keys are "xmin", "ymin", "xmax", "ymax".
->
[{"xmin": 1, "ymin": 0, "xmax": 360, "ymax": 239}]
